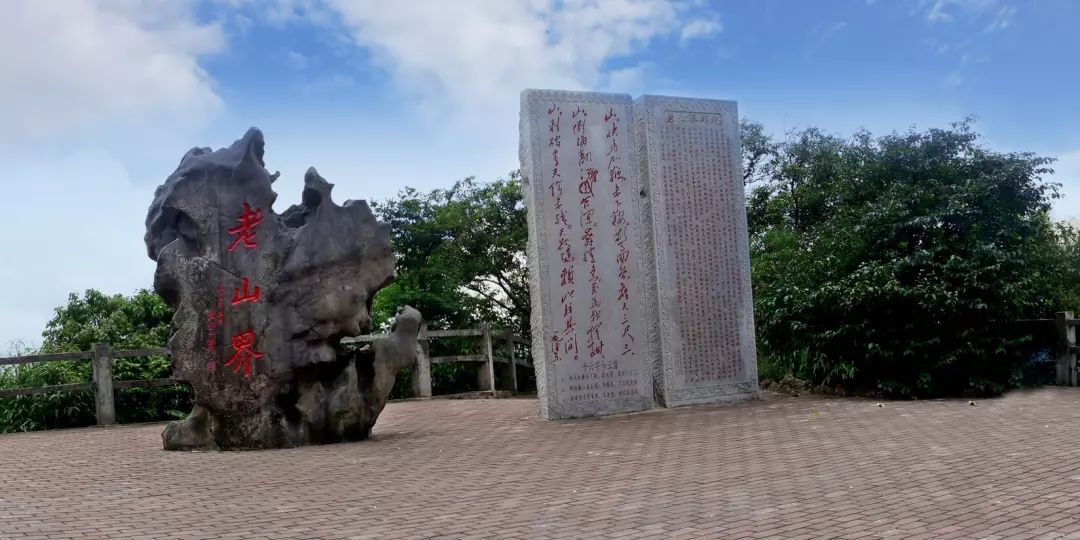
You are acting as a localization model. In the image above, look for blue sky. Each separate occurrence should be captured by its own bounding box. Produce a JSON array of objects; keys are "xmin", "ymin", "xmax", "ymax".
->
[{"xmin": 0, "ymin": 0, "xmax": 1077, "ymax": 348}]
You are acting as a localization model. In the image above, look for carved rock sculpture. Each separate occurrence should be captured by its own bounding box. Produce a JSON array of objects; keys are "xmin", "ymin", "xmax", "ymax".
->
[{"xmin": 144, "ymin": 127, "xmax": 419, "ymax": 450}]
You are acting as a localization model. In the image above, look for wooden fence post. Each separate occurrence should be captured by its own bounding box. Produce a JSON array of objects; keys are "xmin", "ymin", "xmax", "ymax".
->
[
  {"xmin": 412, "ymin": 324, "xmax": 433, "ymax": 398},
  {"xmin": 91, "ymin": 343, "xmax": 116, "ymax": 426},
  {"xmin": 1056, "ymin": 312, "xmax": 1077, "ymax": 386},
  {"xmin": 503, "ymin": 329, "xmax": 518, "ymax": 393}
]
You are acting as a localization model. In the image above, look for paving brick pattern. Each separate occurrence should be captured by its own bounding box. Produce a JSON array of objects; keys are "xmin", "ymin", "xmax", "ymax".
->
[{"xmin": 3, "ymin": 388, "xmax": 1080, "ymax": 539}]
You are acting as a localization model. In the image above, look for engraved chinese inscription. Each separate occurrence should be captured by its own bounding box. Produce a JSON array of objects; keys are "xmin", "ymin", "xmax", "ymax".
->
[
  {"xmin": 661, "ymin": 109, "xmax": 744, "ymax": 386},
  {"xmin": 523, "ymin": 90, "xmax": 653, "ymax": 418}
]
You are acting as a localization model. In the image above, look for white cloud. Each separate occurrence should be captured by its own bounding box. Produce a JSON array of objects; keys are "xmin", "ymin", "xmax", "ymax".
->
[
  {"xmin": 925, "ymin": 1, "xmax": 955, "ymax": 22},
  {"xmin": 984, "ymin": 5, "xmax": 1017, "ymax": 32},
  {"xmin": 0, "ymin": 0, "xmax": 225, "ymax": 147},
  {"xmin": 680, "ymin": 16, "xmax": 723, "ymax": 44},
  {"xmin": 322, "ymin": 0, "xmax": 718, "ymax": 118},
  {"xmin": 606, "ymin": 64, "xmax": 651, "ymax": 92},
  {"xmin": 919, "ymin": 0, "xmax": 1006, "ymax": 24}
]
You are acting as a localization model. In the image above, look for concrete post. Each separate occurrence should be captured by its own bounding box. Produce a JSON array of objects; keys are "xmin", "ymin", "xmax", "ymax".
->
[
  {"xmin": 412, "ymin": 324, "xmax": 433, "ymax": 398},
  {"xmin": 476, "ymin": 324, "xmax": 496, "ymax": 393},
  {"xmin": 503, "ymin": 329, "xmax": 518, "ymax": 393},
  {"xmin": 1056, "ymin": 312, "xmax": 1077, "ymax": 386},
  {"xmin": 91, "ymin": 343, "xmax": 116, "ymax": 426}
]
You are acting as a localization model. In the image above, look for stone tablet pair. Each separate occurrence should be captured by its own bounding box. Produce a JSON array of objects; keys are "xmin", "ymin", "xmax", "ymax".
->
[{"xmin": 519, "ymin": 90, "xmax": 758, "ymax": 420}]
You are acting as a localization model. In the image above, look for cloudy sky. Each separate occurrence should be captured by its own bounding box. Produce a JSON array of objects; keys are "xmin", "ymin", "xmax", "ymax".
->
[{"xmin": 1, "ymin": 0, "xmax": 1077, "ymax": 348}]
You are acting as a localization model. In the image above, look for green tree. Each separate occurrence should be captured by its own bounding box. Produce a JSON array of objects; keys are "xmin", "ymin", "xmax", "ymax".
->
[
  {"xmin": 372, "ymin": 174, "xmax": 529, "ymax": 333},
  {"xmin": 1038, "ymin": 222, "xmax": 1080, "ymax": 313},
  {"xmin": 40, "ymin": 289, "xmax": 172, "ymax": 353},
  {"xmin": 372, "ymin": 174, "xmax": 532, "ymax": 395},
  {"xmin": 747, "ymin": 118, "xmax": 1072, "ymax": 396},
  {"xmin": 0, "ymin": 289, "xmax": 189, "ymax": 432}
]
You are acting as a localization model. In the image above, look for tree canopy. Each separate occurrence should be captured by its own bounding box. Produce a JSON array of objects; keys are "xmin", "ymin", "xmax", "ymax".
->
[
  {"xmin": 745, "ymin": 118, "xmax": 1079, "ymax": 396},
  {"xmin": 40, "ymin": 289, "xmax": 171, "ymax": 353},
  {"xmin": 371, "ymin": 174, "xmax": 529, "ymax": 337},
  {"xmin": 370, "ymin": 119, "xmax": 1079, "ymax": 398}
]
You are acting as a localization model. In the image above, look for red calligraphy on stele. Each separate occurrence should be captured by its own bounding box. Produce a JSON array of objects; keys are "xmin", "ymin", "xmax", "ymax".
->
[
  {"xmin": 605, "ymin": 107, "xmax": 635, "ymax": 357},
  {"xmin": 232, "ymin": 277, "xmax": 261, "ymax": 305},
  {"xmin": 227, "ymin": 202, "xmax": 263, "ymax": 252},
  {"xmin": 206, "ymin": 285, "xmax": 225, "ymax": 372},
  {"xmin": 576, "ymin": 106, "xmax": 605, "ymax": 362},
  {"xmin": 219, "ymin": 199, "xmax": 267, "ymax": 377},
  {"xmin": 225, "ymin": 330, "xmax": 263, "ymax": 377},
  {"xmin": 549, "ymin": 103, "xmax": 578, "ymax": 362},
  {"xmin": 226, "ymin": 276, "xmax": 262, "ymax": 377}
]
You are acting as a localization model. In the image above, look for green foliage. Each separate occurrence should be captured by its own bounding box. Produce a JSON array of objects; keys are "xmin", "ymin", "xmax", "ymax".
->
[
  {"xmin": 372, "ymin": 175, "xmax": 529, "ymax": 334},
  {"xmin": 373, "ymin": 175, "xmax": 534, "ymax": 395},
  {"xmin": 747, "ymin": 118, "xmax": 1075, "ymax": 397},
  {"xmin": 0, "ymin": 352, "xmax": 95, "ymax": 432},
  {"xmin": 1040, "ymin": 223, "xmax": 1080, "ymax": 313},
  {"xmin": 0, "ymin": 289, "xmax": 190, "ymax": 433},
  {"xmin": 7, "ymin": 118, "xmax": 1076, "ymax": 429},
  {"xmin": 39, "ymin": 289, "xmax": 172, "ymax": 353}
]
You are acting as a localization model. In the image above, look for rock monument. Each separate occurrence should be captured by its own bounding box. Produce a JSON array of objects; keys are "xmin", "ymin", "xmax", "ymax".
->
[
  {"xmin": 520, "ymin": 90, "xmax": 758, "ymax": 419},
  {"xmin": 145, "ymin": 128, "xmax": 420, "ymax": 450}
]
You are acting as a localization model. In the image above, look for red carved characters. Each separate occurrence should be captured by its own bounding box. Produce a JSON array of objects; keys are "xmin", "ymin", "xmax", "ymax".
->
[
  {"xmin": 231, "ymin": 276, "xmax": 261, "ymax": 305},
  {"xmin": 605, "ymin": 107, "xmax": 635, "ymax": 358},
  {"xmin": 225, "ymin": 330, "xmax": 263, "ymax": 377},
  {"xmin": 227, "ymin": 202, "xmax": 263, "ymax": 253},
  {"xmin": 576, "ymin": 105, "xmax": 605, "ymax": 363},
  {"xmin": 212, "ymin": 201, "xmax": 266, "ymax": 378},
  {"xmin": 549, "ymin": 103, "xmax": 579, "ymax": 362},
  {"xmin": 206, "ymin": 285, "xmax": 226, "ymax": 372}
]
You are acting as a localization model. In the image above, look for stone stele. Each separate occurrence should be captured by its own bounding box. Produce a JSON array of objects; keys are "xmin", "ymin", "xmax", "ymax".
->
[
  {"xmin": 634, "ymin": 95, "xmax": 758, "ymax": 407},
  {"xmin": 144, "ymin": 127, "xmax": 420, "ymax": 450},
  {"xmin": 519, "ymin": 89, "xmax": 657, "ymax": 420}
]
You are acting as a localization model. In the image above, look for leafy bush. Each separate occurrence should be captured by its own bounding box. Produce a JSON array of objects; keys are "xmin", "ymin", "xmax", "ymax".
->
[
  {"xmin": 0, "ymin": 358, "xmax": 95, "ymax": 432},
  {"xmin": 746, "ymin": 119, "xmax": 1078, "ymax": 397}
]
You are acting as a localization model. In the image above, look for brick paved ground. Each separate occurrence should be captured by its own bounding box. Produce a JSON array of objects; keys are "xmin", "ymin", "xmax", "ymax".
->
[{"xmin": 3, "ymin": 388, "xmax": 1080, "ymax": 540}]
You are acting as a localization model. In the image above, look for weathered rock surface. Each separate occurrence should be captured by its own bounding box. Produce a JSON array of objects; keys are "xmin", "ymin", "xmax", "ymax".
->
[{"xmin": 145, "ymin": 127, "xmax": 420, "ymax": 450}]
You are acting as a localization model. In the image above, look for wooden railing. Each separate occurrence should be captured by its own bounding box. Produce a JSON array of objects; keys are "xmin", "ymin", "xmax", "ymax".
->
[{"xmin": 0, "ymin": 325, "xmax": 532, "ymax": 426}]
